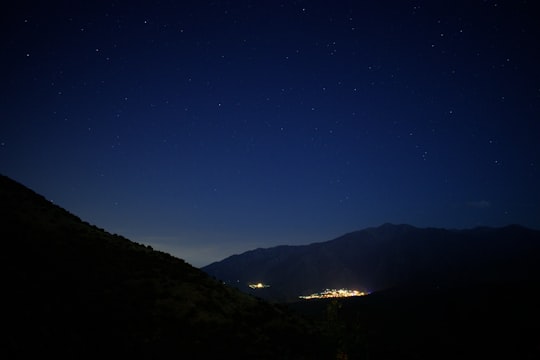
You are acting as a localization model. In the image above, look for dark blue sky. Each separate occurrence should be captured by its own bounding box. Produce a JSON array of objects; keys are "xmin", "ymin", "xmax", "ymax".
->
[{"xmin": 2, "ymin": 1, "xmax": 539, "ymax": 267}]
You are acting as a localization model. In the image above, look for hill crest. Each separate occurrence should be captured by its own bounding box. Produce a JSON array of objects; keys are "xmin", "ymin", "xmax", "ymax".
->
[{"xmin": 0, "ymin": 174, "xmax": 331, "ymax": 358}]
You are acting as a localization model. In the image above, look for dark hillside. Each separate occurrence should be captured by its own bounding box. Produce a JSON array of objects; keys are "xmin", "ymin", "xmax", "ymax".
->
[
  {"xmin": 288, "ymin": 281, "xmax": 540, "ymax": 359},
  {"xmin": 0, "ymin": 174, "xmax": 332, "ymax": 358}
]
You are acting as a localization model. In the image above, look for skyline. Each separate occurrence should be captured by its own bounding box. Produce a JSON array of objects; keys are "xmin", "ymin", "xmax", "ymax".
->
[{"xmin": 2, "ymin": 1, "xmax": 539, "ymax": 267}]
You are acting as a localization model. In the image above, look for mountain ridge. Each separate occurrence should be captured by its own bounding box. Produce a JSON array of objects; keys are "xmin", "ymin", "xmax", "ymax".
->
[{"xmin": 202, "ymin": 222, "xmax": 540, "ymax": 302}]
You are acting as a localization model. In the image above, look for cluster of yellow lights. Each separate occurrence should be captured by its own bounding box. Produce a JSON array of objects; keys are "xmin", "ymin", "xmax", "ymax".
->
[
  {"xmin": 299, "ymin": 288, "xmax": 367, "ymax": 299},
  {"xmin": 248, "ymin": 282, "xmax": 270, "ymax": 289}
]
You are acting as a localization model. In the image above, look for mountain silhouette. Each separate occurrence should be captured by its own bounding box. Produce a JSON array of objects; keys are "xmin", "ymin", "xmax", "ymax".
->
[
  {"xmin": 202, "ymin": 223, "xmax": 540, "ymax": 302},
  {"xmin": 4, "ymin": 173, "xmax": 539, "ymax": 359},
  {"xmin": 0, "ymin": 174, "xmax": 332, "ymax": 358}
]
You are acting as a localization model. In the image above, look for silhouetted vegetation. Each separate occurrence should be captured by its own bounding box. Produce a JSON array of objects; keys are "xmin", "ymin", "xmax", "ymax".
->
[
  {"xmin": 3, "ymin": 173, "xmax": 539, "ymax": 359},
  {"xmin": 1, "ymin": 174, "xmax": 333, "ymax": 358}
]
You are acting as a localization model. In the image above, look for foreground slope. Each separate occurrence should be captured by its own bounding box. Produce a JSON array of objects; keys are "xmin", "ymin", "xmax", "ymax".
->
[
  {"xmin": 0, "ymin": 174, "xmax": 331, "ymax": 358},
  {"xmin": 288, "ymin": 280, "xmax": 540, "ymax": 360},
  {"xmin": 203, "ymin": 223, "xmax": 540, "ymax": 302}
]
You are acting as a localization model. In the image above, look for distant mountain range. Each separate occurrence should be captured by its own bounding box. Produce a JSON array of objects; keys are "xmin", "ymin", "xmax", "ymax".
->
[{"xmin": 202, "ymin": 223, "xmax": 540, "ymax": 302}]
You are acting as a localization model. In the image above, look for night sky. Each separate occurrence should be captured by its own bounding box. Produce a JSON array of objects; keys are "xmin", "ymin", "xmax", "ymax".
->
[{"xmin": 2, "ymin": 1, "xmax": 539, "ymax": 267}]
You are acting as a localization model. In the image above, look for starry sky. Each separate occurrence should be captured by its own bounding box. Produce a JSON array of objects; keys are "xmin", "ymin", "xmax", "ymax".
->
[{"xmin": 2, "ymin": 1, "xmax": 539, "ymax": 267}]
